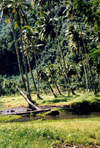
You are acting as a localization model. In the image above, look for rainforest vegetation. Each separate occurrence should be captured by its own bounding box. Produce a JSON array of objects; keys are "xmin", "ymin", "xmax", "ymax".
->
[
  {"xmin": 0, "ymin": 1, "xmax": 100, "ymax": 148},
  {"xmin": 0, "ymin": 0, "xmax": 100, "ymax": 99}
]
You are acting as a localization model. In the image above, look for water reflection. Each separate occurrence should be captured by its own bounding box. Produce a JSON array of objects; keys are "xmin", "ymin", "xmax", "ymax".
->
[
  {"xmin": 56, "ymin": 111, "xmax": 100, "ymax": 120},
  {"xmin": 7, "ymin": 111, "xmax": 100, "ymax": 122}
]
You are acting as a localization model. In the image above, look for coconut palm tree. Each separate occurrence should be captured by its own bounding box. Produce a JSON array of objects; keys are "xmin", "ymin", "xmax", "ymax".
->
[
  {"xmin": 23, "ymin": 25, "xmax": 57, "ymax": 97},
  {"xmin": 0, "ymin": 1, "xmax": 27, "ymax": 90},
  {"xmin": 83, "ymin": 0, "xmax": 100, "ymax": 93},
  {"xmin": 64, "ymin": 0, "xmax": 98, "ymax": 93},
  {"xmin": 0, "ymin": 0, "xmax": 35, "ymax": 104},
  {"xmin": 38, "ymin": 67, "xmax": 57, "ymax": 97},
  {"xmin": 12, "ymin": 0, "xmax": 32, "ymax": 101},
  {"xmin": 22, "ymin": 25, "xmax": 43, "ymax": 100},
  {"xmin": 35, "ymin": 0, "xmax": 76, "ymax": 95},
  {"xmin": 36, "ymin": 12, "xmax": 75, "ymax": 95},
  {"xmin": 47, "ymin": 64, "xmax": 62, "ymax": 95},
  {"xmin": 66, "ymin": 25, "xmax": 90, "ymax": 92},
  {"xmin": 36, "ymin": 12, "xmax": 69, "ymax": 95},
  {"xmin": 35, "ymin": 11, "xmax": 56, "ymax": 41}
]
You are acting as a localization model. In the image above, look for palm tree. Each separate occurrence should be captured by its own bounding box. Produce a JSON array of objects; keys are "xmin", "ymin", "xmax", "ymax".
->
[
  {"xmin": 22, "ymin": 25, "xmax": 43, "ymax": 100},
  {"xmin": 36, "ymin": 12, "xmax": 70, "ymax": 95},
  {"xmin": 33, "ymin": 0, "xmax": 60, "ymax": 16},
  {"xmin": 0, "ymin": 1, "xmax": 27, "ymax": 91},
  {"xmin": 64, "ymin": 0, "xmax": 98, "ymax": 93},
  {"xmin": 66, "ymin": 25, "xmax": 90, "ymax": 92},
  {"xmin": 0, "ymin": 0, "xmax": 36, "ymax": 104},
  {"xmin": 47, "ymin": 64, "xmax": 62, "ymax": 95},
  {"xmin": 82, "ymin": 0, "xmax": 100, "ymax": 94},
  {"xmin": 35, "ymin": 13, "xmax": 60, "ymax": 97},
  {"xmin": 35, "ymin": 0, "xmax": 76, "ymax": 95},
  {"xmin": 12, "ymin": 0, "xmax": 32, "ymax": 101},
  {"xmin": 38, "ymin": 67, "xmax": 57, "ymax": 97},
  {"xmin": 36, "ymin": 12, "xmax": 75, "ymax": 96},
  {"xmin": 35, "ymin": 12, "xmax": 56, "ymax": 41}
]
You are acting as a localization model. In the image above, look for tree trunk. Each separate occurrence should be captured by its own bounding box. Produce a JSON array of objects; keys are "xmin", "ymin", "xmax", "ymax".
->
[
  {"xmin": 23, "ymin": 40, "xmax": 42, "ymax": 100},
  {"xmin": 54, "ymin": 46, "xmax": 70, "ymax": 96},
  {"xmin": 49, "ymin": 3, "xmax": 75, "ymax": 95},
  {"xmin": 19, "ymin": 25, "xmax": 32, "ymax": 102},
  {"xmin": 81, "ymin": 50, "xmax": 89, "ymax": 92},
  {"xmin": 47, "ymin": 81, "xmax": 57, "ymax": 98},
  {"xmin": 55, "ymin": 82, "xmax": 62, "ymax": 95},
  {"xmin": 11, "ymin": 16, "xmax": 28, "ymax": 96},
  {"xmin": 15, "ymin": 9, "xmax": 32, "ymax": 103},
  {"xmin": 42, "ymin": 52, "xmax": 62, "ymax": 95},
  {"xmin": 78, "ymin": 23, "xmax": 97, "ymax": 93},
  {"xmin": 34, "ymin": 53, "xmax": 39, "ymax": 93},
  {"xmin": 16, "ymin": 86, "xmax": 39, "ymax": 110},
  {"xmin": 52, "ymin": 41, "xmax": 70, "ymax": 95}
]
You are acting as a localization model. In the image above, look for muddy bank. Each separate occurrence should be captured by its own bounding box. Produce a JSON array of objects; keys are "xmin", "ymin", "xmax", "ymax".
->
[
  {"xmin": 0, "ymin": 104, "xmax": 67, "ymax": 115},
  {"xmin": 0, "ymin": 106, "xmax": 51, "ymax": 115},
  {"xmin": 0, "ymin": 101, "xmax": 100, "ymax": 115}
]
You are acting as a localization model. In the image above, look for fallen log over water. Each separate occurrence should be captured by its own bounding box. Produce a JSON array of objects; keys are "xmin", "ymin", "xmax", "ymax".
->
[
  {"xmin": 16, "ymin": 86, "xmax": 40, "ymax": 110},
  {"xmin": 16, "ymin": 108, "xmax": 51, "ymax": 115},
  {"xmin": 0, "ymin": 86, "xmax": 51, "ymax": 116}
]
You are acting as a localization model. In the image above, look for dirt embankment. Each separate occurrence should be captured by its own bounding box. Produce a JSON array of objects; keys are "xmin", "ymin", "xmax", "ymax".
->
[{"xmin": 1, "ymin": 101, "xmax": 100, "ymax": 115}]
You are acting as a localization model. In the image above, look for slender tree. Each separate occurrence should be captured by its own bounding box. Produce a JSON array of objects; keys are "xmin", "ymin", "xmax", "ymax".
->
[
  {"xmin": 66, "ymin": 25, "xmax": 90, "ymax": 91},
  {"xmin": 22, "ymin": 26, "xmax": 43, "ymax": 99},
  {"xmin": 35, "ymin": 0, "xmax": 76, "ymax": 95},
  {"xmin": 35, "ymin": 12, "xmax": 73, "ymax": 96},
  {"xmin": 0, "ymin": 0, "xmax": 37, "ymax": 105},
  {"xmin": 38, "ymin": 68, "xmax": 57, "ymax": 97},
  {"xmin": 0, "ymin": 1, "xmax": 28, "ymax": 94}
]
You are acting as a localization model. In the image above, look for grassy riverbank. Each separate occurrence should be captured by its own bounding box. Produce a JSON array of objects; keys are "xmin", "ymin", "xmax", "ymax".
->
[
  {"xmin": 0, "ymin": 116, "xmax": 100, "ymax": 148},
  {"xmin": 0, "ymin": 92, "xmax": 100, "ymax": 147},
  {"xmin": 0, "ymin": 92, "xmax": 100, "ymax": 108}
]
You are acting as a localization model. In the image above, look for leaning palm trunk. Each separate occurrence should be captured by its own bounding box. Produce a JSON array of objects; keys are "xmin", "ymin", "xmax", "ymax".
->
[
  {"xmin": 19, "ymin": 25, "xmax": 32, "ymax": 102},
  {"xmin": 55, "ymin": 82, "xmax": 62, "ymax": 95},
  {"xmin": 82, "ymin": 57, "xmax": 89, "ymax": 92},
  {"xmin": 79, "ymin": 40, "xmax": 89, "ymax": 92},
  {"xmin": 55, "ymin": 27, "xmax": 75, "ymax": 95},
  {"xmin": 49, "ymin": 3, "xmax": 75, "ymax": 95},
  {"xmin": 34, "ymin": 53, "xmax": 39, "ymax": 93},
  {"xmin": 47, "ymin": 81, "xmax": 57, "ymax": 98},
  {"xmin": 15, "ymin": 9, "xmax": 32, "ymax": 102},
  {"xmin": 54, "ymin": 45, "xmax": 70, "ymax": 96},
  {"xmin": 11, "ymin": 15, "xmax": 28, "ymax": 95},
  {"xmin": 79, "ymin": 23, "xmax": 97, "ymax": 94},
  {"xmin": 23, "ymin": 40, "xmax": 42, "ymax": 100},
  {"xmin": 42, "ymin": 52, "xmax": 62, "ymax": 95},
  {"xmin": 75, "ymin": 64, "xmax": 81, "ymax": 90}
]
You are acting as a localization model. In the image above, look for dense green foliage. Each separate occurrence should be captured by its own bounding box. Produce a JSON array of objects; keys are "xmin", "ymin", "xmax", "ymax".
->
[{"xmin": 0, "ymin": 0, "xmax": 100, "ymax": 97}]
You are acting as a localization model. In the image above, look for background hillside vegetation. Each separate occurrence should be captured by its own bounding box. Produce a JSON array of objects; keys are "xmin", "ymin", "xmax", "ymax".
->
[{"xmin": 0, "ymin": 0, "xmax": 100, "ymax": 100}]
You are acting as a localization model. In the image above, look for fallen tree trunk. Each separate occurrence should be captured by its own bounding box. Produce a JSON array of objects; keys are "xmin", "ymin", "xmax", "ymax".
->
[
  {"xmin": 16, "ymin": 108, "xmax": 51, "ymax": 115},
  {"xmin": 16, "ymin": 86, "xmax": 40, "ymax": 110},
  {"xmin": 0, "ymin": 107, "xmax": 51, "ymax": 115}
]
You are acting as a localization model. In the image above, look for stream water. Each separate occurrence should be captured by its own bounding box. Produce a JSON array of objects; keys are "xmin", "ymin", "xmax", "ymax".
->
[{"xmin": 9, "ymin": 110, "xmax": 100, "ymax": 122}]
